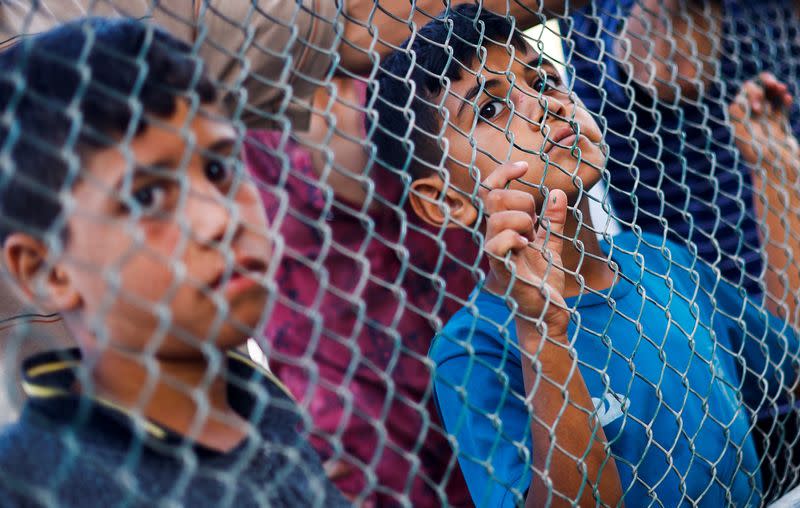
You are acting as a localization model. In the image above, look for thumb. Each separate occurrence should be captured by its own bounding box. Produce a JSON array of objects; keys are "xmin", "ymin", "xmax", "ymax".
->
[{"xmin": 534, "ymin": 189, "xmax": 568, "ymax": 262}]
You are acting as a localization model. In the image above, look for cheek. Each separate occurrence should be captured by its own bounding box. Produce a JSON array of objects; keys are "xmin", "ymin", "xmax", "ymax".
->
[
  {"xmin": 63, "ymin": 219, "xmax": 128, "ymax": 303},
  {"xmin": 237, "ymin": 184, "xmax": 269, "ymax": 226},
  {"xmin": 572, "ymin": 106, "xmax": 603, "ymax": 142},
  {"xmin": 116, "ymin": 251, "xmax": 178, "ymax": 303},
  {"xmin": 73, "ymin": 221, "xmax": 185, "ymax": 310},
  {"xmin": 473, "ymin": 125, "xmax": 521, "ymax": 163},
  {"xmin": 101, "ymin": 246, "xmax": 186, "ymax": 345},
  {"xmin": 447, "ymin": 124, "xmax": 513, "ymax": 174}
]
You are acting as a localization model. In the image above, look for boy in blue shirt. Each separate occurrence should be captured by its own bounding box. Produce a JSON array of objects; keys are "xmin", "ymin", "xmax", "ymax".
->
[
  {"xmin": 0, "ymin": 18, "xmax": 349, "ymax": 507},
  {"xmin": 372, "ymin": 4, "xmax": 799, "ymax": 506}
]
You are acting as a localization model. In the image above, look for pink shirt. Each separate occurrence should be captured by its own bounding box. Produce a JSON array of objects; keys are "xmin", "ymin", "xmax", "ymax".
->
[{"xmin": 245, "ymin": 129, "xmax": 482, "ymax": 506}]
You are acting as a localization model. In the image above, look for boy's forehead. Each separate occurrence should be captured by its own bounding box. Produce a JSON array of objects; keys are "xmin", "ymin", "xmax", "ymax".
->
[
  {"xmin": 444, "ymin": 42, "xmax": 555, "ymax": 106},
  {"xmin": 453, "ymin": 42, "xmax": 552, "ymax": 89},
  {"xmin": 478, "ymin": 43, "xmax": 531, "ymax": 74}
]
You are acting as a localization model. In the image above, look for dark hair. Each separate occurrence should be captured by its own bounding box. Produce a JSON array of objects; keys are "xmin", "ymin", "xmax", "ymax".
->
[
  {"xmin": 0, "ymin": 17, "xmax": 217, "ymax": 244},
  {"xmin": 369, "ymin": 3, "xmax": 526, "ymax": 178}
]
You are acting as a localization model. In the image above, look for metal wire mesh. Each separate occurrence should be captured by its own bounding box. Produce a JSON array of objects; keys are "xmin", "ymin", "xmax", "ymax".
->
[{"xmin": 0, "ymin": 1, "xmax": 798, "ymax": 507}]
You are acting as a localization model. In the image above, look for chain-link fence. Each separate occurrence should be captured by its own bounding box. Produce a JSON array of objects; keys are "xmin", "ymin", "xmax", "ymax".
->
[{"xmin": 0, "ymin": 1, "xmax": 798, "ymax": 507}]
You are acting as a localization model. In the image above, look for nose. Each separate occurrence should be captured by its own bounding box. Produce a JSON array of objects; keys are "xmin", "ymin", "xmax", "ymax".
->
[
  {"xmin": 515, "ymin": 86, "xmax": 568, "ymax": 130},
  {"xmin": 188, "ymin": 184, "xmax": 239, "ymax": 249}
]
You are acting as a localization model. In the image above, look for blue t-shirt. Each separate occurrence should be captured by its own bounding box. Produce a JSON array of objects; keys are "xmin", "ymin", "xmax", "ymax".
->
[
  {"xmin": 430, "ymin": 232, "xmax": 798, "ymax": 507},
  {"xmin": 561, "ymin": 0, "xmax": 800, "ymax": 295}
]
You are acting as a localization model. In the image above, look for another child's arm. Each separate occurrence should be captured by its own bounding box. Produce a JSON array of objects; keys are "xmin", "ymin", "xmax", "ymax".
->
[
  {"xmin": 481, "ymin": 163, "xmax": 623, "ymax": 507},
  {"xmin": 729, "ymin": 73, "xmax": 799, "ymax": 326}
]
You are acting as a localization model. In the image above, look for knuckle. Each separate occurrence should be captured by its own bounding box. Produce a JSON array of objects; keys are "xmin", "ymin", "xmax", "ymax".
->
[
  {"xmin": 487, "ymin": 209, "xmax": 509, "ymax": 224},
  {"xmin": 509, "ymin": 189, "xmax": 531, "ymax": 204},
  {"xmin": 486, "ymin": 190, "xmax": 503, "ymax": 209},
  {"xmin": 518, "ymin": 213, "xmax": 535, "ymax": 231},
  {"xmin": 481, "ymin": 172, "xmax": 499, "ymax": 189},
  {"xmin": 495, "ymin": 164, "xmax": 513, "ymax": 181},
  {"xmin": 524, "ymin": 192, "xmax": 537, "ymax": 206},
  {"xmin": 485, "ymin": 234, "xmax": 509, "ymax": 254}
]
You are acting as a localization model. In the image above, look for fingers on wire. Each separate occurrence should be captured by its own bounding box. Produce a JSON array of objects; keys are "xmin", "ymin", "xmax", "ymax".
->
[
  {"xmin": 485, "ymin": 188, "xmax": 537, "ymax": 217},
  {"xmin": 485, "ymin": 188, "xmax": 537, "ymax": 267},
  {"xmin": 743, "ymin": 72, "xmax": 793, "ymax": 116},
  {"xmin": 478, "ymin": 161, "xmax": 529, "ymax": 201},
  {"xmin": 757, "ymin": 72, "xmax": 793, "ymax": 110},
  {"xmin": 535, "ymin": 189, "xmax": 568, "ymax": 260},
  {"xmin": 484, "ymin": 188, "xmax": 568, "ymax": 262}
]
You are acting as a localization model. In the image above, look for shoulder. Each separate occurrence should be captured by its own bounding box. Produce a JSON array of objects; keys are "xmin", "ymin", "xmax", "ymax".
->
[
  {"xmin": 0, "ymin": 415, "xmax": 55, "ymax": 466},
  {"xmin": 604, "ymin": 231, "xmax": 729, "ymax": 306},
  {"xmin": 610, "ymin": 231, "xmax": 704, "ymax": 278},
  {"xmin": 431, "ymin": 288, "xmax": 516, "ymax": 367}
]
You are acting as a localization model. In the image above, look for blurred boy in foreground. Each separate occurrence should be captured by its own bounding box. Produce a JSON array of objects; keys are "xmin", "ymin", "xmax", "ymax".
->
[{"xmin": 0, "ymin": 18, "xmax": 349, "ymax": 507}]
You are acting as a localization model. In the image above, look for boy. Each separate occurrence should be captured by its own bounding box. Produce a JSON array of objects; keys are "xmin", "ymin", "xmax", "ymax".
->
[
  {"xmin": 0, "ymin": 18, "xmax": 349, "ymax": 507},
  {"xmin": 372, "ymin": 4, "xmax": 799, "ymax": 507}
]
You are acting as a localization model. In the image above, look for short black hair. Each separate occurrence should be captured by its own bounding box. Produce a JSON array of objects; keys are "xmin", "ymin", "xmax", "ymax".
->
[
  {"xmin": 369, "ymin": 3, "xmax": 526, "ymax": 178},
  {"xmin": 0, "ymin": 17, "xmax": 217, "ymax": 244}
]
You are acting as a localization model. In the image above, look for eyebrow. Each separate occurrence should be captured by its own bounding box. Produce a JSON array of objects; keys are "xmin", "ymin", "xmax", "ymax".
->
[
  {"xmin": 114, "ymin": 136, "xmax": 238, "ymax": 192},
  {"xmin": 118, "ymin": 157, "xmax": 178, "ymax": 192},
  {"xmin": 455, "ymin": 51, "xmax": 557, "ymax": 119},
  {"xmin": 535, "ymin": 58, "xmax": 559, "ymax": 75},
  {"xmin": 457, "ymin": 78, "xmax": 502, "ymax": 119},
  {"xmin": 203, "ymin": 137, "xmax": 237, "ymax": 158}
]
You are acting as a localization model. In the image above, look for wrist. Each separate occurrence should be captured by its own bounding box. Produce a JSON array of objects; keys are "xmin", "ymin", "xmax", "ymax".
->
[
  {"xmin": 515, "ymin": 316, "xmax": 569, "ymax": 353},
  {"xmin": 516, "ymin": 307, "xmax": 570, "ymax": 336}
]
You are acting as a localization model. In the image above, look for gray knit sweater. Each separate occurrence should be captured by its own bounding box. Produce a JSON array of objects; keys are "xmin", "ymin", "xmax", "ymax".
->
[{"xmin": 0, "ymin": 349, "xmax": 351, "ymax": 508}]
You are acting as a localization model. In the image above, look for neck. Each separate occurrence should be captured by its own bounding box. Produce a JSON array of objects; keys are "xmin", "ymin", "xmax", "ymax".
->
[
  {"xmin": 559, "ymin": 199, "xmax": 616, "ymax": 298},
  {"xmin": 70, "ymin": 334, "xmax": 249, "ymax": 453}
]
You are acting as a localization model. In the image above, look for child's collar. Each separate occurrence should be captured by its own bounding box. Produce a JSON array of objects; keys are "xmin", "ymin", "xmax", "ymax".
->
[{"xmin": 20, "ymin": 347, "xmax": 296, "ymax": 454}]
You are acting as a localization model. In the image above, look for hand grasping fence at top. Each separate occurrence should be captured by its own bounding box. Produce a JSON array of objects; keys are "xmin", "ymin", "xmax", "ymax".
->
[{"xmin": 729, "ymin": 73, "xmax": 800, "ymax": 327}]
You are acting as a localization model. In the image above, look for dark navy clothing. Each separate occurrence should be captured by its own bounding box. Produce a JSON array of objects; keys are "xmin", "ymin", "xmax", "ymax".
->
[
  {"xmin": 0, "ymin": 349, "xmax": 351, "ymax": 508},
  {"xmin": 431, "ymin": 231, "xmax": 799, "ymax": 507},
  {"xmin": 562, "ymin": 0, "xmax": 800, "ymax": 295}
]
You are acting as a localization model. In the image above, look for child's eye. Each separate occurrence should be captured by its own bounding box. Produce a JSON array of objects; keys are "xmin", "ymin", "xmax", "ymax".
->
[
  {"xmin": 532, "ymin": 72, "xmax": 562, "ymax": 93},
  {"xmin": 479, "ymin": 100, "xmax": 506, "ymax": 122},
  {"xmin": 204, "ymin": 159, "xmax": 232, "ymax": 185},
  {"xmin": 130, "ymin": 182, "xmax": 170, "ymax": 216}
]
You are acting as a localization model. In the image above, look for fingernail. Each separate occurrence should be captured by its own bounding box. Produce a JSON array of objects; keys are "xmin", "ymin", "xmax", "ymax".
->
[
  {"xmin": 552, "ymin": 193, "xmax": 558, "ymax": 204},
  {"xmin": 513, "ymin": 161, "xmax": 528, "ymax": 170}
]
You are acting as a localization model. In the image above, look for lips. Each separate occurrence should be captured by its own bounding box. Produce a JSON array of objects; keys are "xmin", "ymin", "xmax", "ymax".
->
[
  {"xmin": 208, "ymin": 256, "xmax": 268, "ymax": 297},
  {"xmin": 543, "ymin": 125, "xmax": 580, "ymax": 154}
]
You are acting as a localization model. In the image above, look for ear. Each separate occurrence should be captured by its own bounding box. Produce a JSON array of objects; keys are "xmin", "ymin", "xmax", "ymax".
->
[
  {"xmin": 409, "ymin": 174, "xmax": 478, "ymax": 228},
  {"xmin": 2, "ymin": 233, "xmax": 81, "ymax": 312}
]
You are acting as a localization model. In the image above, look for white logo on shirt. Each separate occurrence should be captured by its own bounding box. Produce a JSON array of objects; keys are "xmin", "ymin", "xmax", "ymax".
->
[{"xmin": 592, "ymin": 392, "xmax": 630, "ymax": 427}]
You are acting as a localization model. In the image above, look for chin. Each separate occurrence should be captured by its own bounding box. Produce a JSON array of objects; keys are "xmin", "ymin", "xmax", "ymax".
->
[
  {"xmin": 572, "ymin": 146, "xmax": 606, "ymax": 189},
  {"xmin": 212, "ymin": 331, "xmax": 251, "ymax": 353},
  {"xmin": 156, "ymin": 329, "xmax": 250, "ymax": 360},
  {"xmin": 546, "ymin": 163, "xmax": 605, "ymax": 203},
  {"xmin": 151, "ymin": 309, "xmax": 266, "ymax": 360},
  {"xmin": 214, "ymin": 302, "xmax": 268, "ymax": 347}
]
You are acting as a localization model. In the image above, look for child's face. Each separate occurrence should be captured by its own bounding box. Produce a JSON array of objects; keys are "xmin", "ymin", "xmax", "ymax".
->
[
  {"xmin": 441, "ymin": 43, "xmax": 605, "ymax": 201},
  {"xmin": 50, "ymin": 101, "xmax": 272, "ymax": 357}
]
